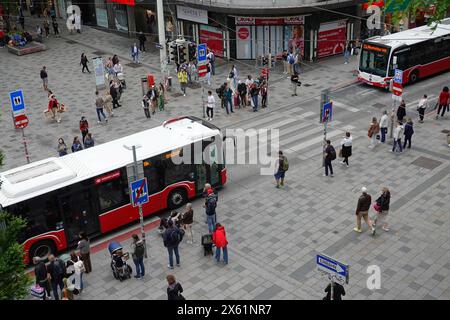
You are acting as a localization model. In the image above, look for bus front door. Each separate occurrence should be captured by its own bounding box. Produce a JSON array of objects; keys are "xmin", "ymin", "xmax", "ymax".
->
[{"xmin": 59, "ymin": 188, "xmax": 100, "ymax": 245}]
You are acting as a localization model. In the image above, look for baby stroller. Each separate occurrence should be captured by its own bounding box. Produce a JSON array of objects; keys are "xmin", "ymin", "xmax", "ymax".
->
[{"xmin": 108, "ymin": 241, "xmax": 132, "ymax": 281}]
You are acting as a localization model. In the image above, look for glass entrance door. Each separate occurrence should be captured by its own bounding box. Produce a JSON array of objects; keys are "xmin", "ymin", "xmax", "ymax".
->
[{"xmin": 59, "ymin": 188, "xmax": 100, "ymax": 245}]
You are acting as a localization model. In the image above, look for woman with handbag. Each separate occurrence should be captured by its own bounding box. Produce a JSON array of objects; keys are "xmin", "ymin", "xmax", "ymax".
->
[
  {"xmin": 372, "ymin": 187, "xmax": 391, "ymax": 232},
  {"xmin": 166, "ymin": 274, "xmax": 185, "ymax": 300},
  {"xmin": 340, "ymin": 132, "xmax": 352, "ymax": 167}
]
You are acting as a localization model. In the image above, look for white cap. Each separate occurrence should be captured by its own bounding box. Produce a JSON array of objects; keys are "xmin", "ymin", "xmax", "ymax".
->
[{"xmin": 361, "ymin": 187, "xmax": 367, "ymax": 193}]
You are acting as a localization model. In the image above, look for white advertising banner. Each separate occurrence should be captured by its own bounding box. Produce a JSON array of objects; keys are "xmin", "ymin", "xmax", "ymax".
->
[
  {"xmin": 177, "ymin": 5, "xmax": 208, "ymax": 25},
  {"xmin": 93, "ymin": 57, "xmax": 106, "ymax": 89}
]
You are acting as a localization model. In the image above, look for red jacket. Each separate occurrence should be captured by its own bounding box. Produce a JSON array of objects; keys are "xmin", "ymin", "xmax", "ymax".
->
[
  {"xmin": 48, "ymin": 98, "xmax": 58, "ymax": 111},
  {"xmin": 439, "ymin": 91, "xmax": 449, "ymax": 105},
  {"xmin": 212, "ymin": 226, "xmax": 228, "ymax": 248},
  {"xmin": 79, "ymin": 120, "xmax": 89, "ymax": 132}
]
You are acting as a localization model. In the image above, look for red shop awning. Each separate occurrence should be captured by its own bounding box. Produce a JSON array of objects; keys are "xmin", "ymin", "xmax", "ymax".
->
[{"xmin": 107, "ymin": 0, "xmax": 135, "ymax": 6}]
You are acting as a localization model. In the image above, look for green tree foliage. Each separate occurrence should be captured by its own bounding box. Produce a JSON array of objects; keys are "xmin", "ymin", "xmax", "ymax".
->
[{"xmin": 0, "ymin": 211, "xmax": 32, "ymax": 299}]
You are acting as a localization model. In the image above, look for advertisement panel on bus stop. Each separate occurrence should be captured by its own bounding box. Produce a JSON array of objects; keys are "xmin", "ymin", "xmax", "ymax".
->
[{"xmin": 318, "ymin": 20, "xmax": 347, "ymax": 58}]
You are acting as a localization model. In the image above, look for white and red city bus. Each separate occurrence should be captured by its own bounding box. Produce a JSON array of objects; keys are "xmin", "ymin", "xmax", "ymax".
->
[
  {"xmin": 358, "ymin": 18, "xmax": 450, "ymax": 88},
  {"xmin": 0, "ymin": 117, "xmax": 227, "ymax": 264}
]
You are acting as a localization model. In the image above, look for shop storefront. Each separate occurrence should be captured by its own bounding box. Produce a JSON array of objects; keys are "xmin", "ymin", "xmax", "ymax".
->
[{"xmin": 233, "ymin": 15, "xmax": 306, "ymax": 60}]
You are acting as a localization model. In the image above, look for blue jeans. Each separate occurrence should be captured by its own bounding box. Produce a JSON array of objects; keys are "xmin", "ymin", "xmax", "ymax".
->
[
  {"xmin": 167, "ymin": 246, "xmax": 180, "ymax": 267},
  {"xmin": 380, "ymin": 127, "xmax": 387, "ymax": 143},
  {"xmin": 211, "ymin": 62, "xmax": 215, "ymax": 75},
  {"xmin": 225, "ymin": 98, "xmax": 233, "ymax": 114},
  {"xmin": 133, "ymin": 257, "xmax": 145, "ymax": 277},
  {"xmin": 96, "ymin": 108, "xmax": 107, "ymax": 122},
  {"xmin": 215, "ymin": 246, "xmax": 228, "ymax": 264},
  {"xmin": 325, "ymin": 159, "xmax": 333, "ymax": 176},
  {"xmin": 392, "ymin": 139, "xmax": 403, "ymax": 152},
  {"xmin": 71, "ymin": 272, "xmax": 84, "ymax": 290},
  {"xmin": 207, "ymin": 214, "xmax": 217, "ymax": 234},
  {"xmin": 252, "ymin": 95, "xmax": 258, "ymax": 111}
]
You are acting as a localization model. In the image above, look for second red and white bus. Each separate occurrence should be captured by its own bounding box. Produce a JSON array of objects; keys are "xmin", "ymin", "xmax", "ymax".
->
[
  {"xmin": 358, "ymin": 18, "xmax": 450, "ymax": 88},
  {"xmin": 0, "ymin": 117, "xmax": 227, "ymax": 264}
]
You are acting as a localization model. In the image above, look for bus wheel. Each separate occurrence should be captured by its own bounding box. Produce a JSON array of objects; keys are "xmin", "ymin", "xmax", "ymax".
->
[
  {"xmin": 409, "ymin": 71, "xmax": 419, "ymax": 84},
  {"xmin": 29, "ymin": 240, "xmax": 56, "ymax": 262},
  {"xmin": 168, "ymin": 188, "xmax": 187, "ymax": 209}
]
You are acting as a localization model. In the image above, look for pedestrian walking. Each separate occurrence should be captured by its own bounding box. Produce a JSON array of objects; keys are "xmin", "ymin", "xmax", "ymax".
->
[
  {"xmin": 57, "ymin": 138, "xmax": 68, "ymax": 157},
  {"xmin": 372, "ymin": 187, "xmax": 391, "ymax": 232},
  {"xmin": 392, "ymin": 121, "xmax": 404, "ymax": 153},
  {"xmin": 166, "ymin": 274, "xmax": 185, "ymax": 300},
  {"xmin": 51, "ymin": 17, "xmax": 59, "ymax": 36},
  {"xmin": 147, "ymin": 85, "xmax": 158, "ymax": 115},
  {"xmin": 77, "ymin": 232, "xmax": 92, "ymax": 273},
  {"xmin": 131, "ymin": 43, "xmax": 139, "ymax": 63},
  {"xmin": 40, "ymin": 66, "xmax": 48, "ymax": 91},
  {"xmin": 48, "ymin": 93, "xmax": 61, "ymax": 123},
  {"xmin": 178, "ymin": 68, "xmax": 188, "ymax": 96},
  {"xmin": 94, "ymin": 91, "xmax": 108, "ymax": 124},
  {"xmin": 109, "ymin": 81, "xmax": 121, "ymax": 108},
  {"xmin": 260, "ymin": 81, "xmax": 268, "ymax": 108},
  {"xmin": 142, "ymin": 95, "xmax": 151, "ymax": 118},
  {"xmin": 71, "ymin": 136, "xmax": 83, "ymax": 153},
  {"xmin": 396, "ymin": 100, "xmax": 406, "ymax": 122},
  {"xmin": 245, "ymin": 75, "xmax": 254, "ymax": 106},
  {"xmin": 102, "ymin": 92, "xmax": 114, "ymax": 117},
  {"xmin": 158, "ymin": 83, "xmax": 165, "ymax": 111},
  {"xmin": 229, "ymin": 65, "xmax": 238, "ymax": 90},
  {"xmin": 212, "ymin": 223, "xmax": 228, "ymax": 265},
  {"xmin": 79, "ymin": 116, "xmax": 89, "ymax": 143},
  {"xmin": 250, "ymin": 82, "xmax": 260, "ymax": 112},
  {"xmin": 207, "ymin": 49, "xmax": 215, "ymax": 75},
  {"xmin": 294, "ymin": 50, "xmax": 302, "ymax": 74},
  {"xmin": 180, "ymin": 203, "xmax": 194, "ymax": 244},
  {"xmin": 47, "ymin": 254, "xmax": 66, "ymax": 300},
  {"xmin": 436, "ymin": 86, "xmax": 449, "ymax": 119},
  {"xmin": 113, "ymin": 62, "xmax": 123, "ymax": 76},
  {"xmin": 354, "ymin": 187, "xmax": 375, "ymax": 235},
  {"xmin": 138, "ymin": 31, "xmax": 146, "ymax": 52},
  {"xmin": 282, "ymin": 49, "xmax": 289, "ymax": 74},
  {"xmin": 380, "ymin": 110, "xmax": 388, "ymax": 143},
  {"xmin": 291, "ymin": 71, "xmax": 301, "ymax": 96},
  {"xmin": 43, "ymin": 19, "xmax": 50, "ymax": 37},
  {"xmin": 274, "ymin": 150, "xmax": 289, "ymax": 188},
  {"xmin": 80, "ymin": 53, "xmax": 91, "ymax": 73},
  {"xmin": 83, "ymin": 133, "xmax": 94, "ymax": 149},
  {"xmin": 205, "ymin": 60, "xmax": 212, "ymax": 86},
  {"xmin": 237, "ymin": 80, "xmax": 247, "ymax": 108},
  {"xmin": 33, "ymin": 257, "xmax": 51, "ymax": 300},
  {"xmin": 323, "ymin": 282, "xmax": 346, "ymax": 300},
  {"xmin": 340, "ymin": 132, "xmax": 352, "ymax": 167},
  {"xmin": 131, "ymin": 234, "xmax": 145, "ymax": 279},
  {"xmin": 417, "ymin": 94, "xmax": 428, "ymax": 123},
  {"xmin": 403, "ymin": 118, "xmax": 414, "ymax": 149},
  {"xmin": 206, "ymin": 90, "xmax": 215, "ymax": 121},
  {"xmin": 368, "ymin": 117, "xmax": 380, "ymax": 148},
  {"xmin": 163, "ymin": 219, "xmax": 183, "ymax": 269},
  {"xmin": 223, "ymin": 84, "xmax": 234, "ymax": 115},
  {"xmin": 323, "ymin": 140, "xmax": 336, "ymax": 177},
  {"xmin": 204, "ymin": 185, "xmax": 218, "ymax": 234}
]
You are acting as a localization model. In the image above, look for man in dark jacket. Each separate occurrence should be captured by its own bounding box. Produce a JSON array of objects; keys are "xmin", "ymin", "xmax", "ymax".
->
[
  {"xmin": 204, "ymin": 187, "xmax": 218, "ymax": 234},
  {"xmin": 163, "ymin": 220, "xmax": 181, "ymax": 269},
  {"xmin": 47, "ymin": 254, "xmax": 65, "ymax": 300},
  {"xmin": 237, "ymin": 81, "xmax": 247, "ymax": 108},
  {"xmin": 110, "ymin": 81, "xmax": 121, "ymax": 108},
  {"xmin": 138, "ymin": 31, "xmax": 147, "ymax": 52},
  {"xmin": 354, "ymin": 187, "xmax": 375, "ymax": 235},
  {"xmin": 323, "ymin": 139, "xmax": 335, "ymax": 177},
  {"xmin": 33, "ymin": 257, "xmax": 51, "ymax": 299}
]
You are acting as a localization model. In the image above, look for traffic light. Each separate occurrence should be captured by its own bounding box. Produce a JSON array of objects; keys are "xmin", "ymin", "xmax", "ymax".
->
[
  {"xmin": 178, "ymin": 44, "xmax": 188, "ymax": 64},
  {"xmin": 188, "ymin": 42, "xmax": 196, "ymax": 62},
  {"xmin": 169, "ymin": 41, "xmax": 178, "ymax": 64}
]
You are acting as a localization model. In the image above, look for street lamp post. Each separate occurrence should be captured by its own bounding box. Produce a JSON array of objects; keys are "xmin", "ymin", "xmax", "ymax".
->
[{"xmin": 124, "ymin": 144, "xmax": 148, "ymax": 259}]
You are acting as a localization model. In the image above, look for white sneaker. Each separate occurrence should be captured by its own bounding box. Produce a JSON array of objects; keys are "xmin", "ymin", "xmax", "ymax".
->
[{"xmin": 97, "ymin": 121, "xmax": 101, "ymax": 124}]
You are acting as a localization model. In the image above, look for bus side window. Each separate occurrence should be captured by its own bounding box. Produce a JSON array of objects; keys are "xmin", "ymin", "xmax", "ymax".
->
[
  {"xmin": 143, "ymin": 156, "xmax": 164, "ymax": 194},
  {"xmin": 97, "ymin": 175, "xmax": 129, "ymax": 213}
]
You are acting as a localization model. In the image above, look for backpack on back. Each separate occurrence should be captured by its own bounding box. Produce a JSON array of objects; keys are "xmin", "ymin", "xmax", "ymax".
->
[
  {"xmin": 169, "ymin": 228, "xmax": 184, "ymax": 245},
  {"xmin": 134, "ymin": 242, "xmax": 145, "ymax": 258},
  {"xmin": 281, "ymin": 156, "xmax": 289, "ymax": 171},
  {"xmin": 329, "ymin": 146, "xmax": 337, "ymax": 160}
]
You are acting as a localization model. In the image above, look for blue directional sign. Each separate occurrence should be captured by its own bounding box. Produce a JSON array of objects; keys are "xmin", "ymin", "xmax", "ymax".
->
[
  {"xmin": 316, "ymin": 254, "xmax": 349, "ymax": 284},
  {"xmin": 10, "ymin": 89, "xmax": 25, "ymax": 114},
  {"xmin": 394, "ymin": 69, "xmax": 403, "ymax": 84},
  {"xmin": 322, "ymin": 101, "xmax": 333, "ymax": 123},
  {"xmin": 130, "ymin": 178, "xmax": 149, "ymax": 207},
  {"xmin": 197, "ymin": 43, "xmax": 207, "ymax": 64}
]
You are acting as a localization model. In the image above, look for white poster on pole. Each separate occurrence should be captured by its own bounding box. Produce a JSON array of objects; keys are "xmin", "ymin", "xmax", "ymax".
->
[{"xmin": 93, "ymin": 57, "xmax": 106, "ymax": 89}]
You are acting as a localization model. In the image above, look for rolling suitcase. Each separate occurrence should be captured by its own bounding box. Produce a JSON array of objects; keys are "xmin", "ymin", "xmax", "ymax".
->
[{"xmin": 233, "ymin": 93, "xmax": 240, "ymax": 108}]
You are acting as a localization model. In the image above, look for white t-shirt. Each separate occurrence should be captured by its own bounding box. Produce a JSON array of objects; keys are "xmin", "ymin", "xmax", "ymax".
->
[
  {"xmin": 380, "ymin": 114, "xmax": 388, "ymax": 128},
  {"xmin": 340, "ymin": 136, "xmax": 352, "ymax": 147},
  {"xmin": 245, "ymin": 79, "xmax": 253, "ymax": 88},
  {"xmin": 418, "ymin": 98, "xmax": 428, "ymax": 109},
  {"xmin": 207, "ymin": 95, "xmax": 215, "ymax": 108}
]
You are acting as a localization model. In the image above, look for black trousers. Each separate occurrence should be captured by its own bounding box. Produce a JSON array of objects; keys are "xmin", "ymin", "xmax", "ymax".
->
[
  {"xmin": 82, "ymin": 64, "xmax": 90, "ymax": 73},
  {"xmin": 112, "ymin": 97, "xmax": 120, "ymax": 108},
  {"xmin": 418, "ymin": 108, "xmax": 425, "ymax": 121},
  {"xmin": 324, "ymin": 159, "xmax": 333, "ymax": 176},
  {"xmin": 206, "ymin": 107, "xmax": 214, "ymax": 119},
  {"xmin": 343, "ymin": 156, "xmax": 349, "ymax": 165},
  {"xmin": 139, "ymin": 42, "xmax": 146, "ymax": 52},
  {"xmin": 403, "ymin": 136, "xmax": 412, "ymax": 149},
  {"xmin": 81, "ymin": 130, "xmax": 88, "ymax": 143},
  {"xmin": 437, "ymin": 104, "xmax": 448, "ymax": 117},
  {"xmin": 144, "ymin": 108, "xmax": 151, "ymax": 118},
  {"xmin": 261, "ymin": 95, "xmax": 267, "ymax": 107}
]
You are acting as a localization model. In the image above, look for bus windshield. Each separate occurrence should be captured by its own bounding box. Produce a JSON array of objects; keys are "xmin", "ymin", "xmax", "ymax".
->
[{"xmin": 359, "ymin": 43, "xmax": 390, "ymax": 77}]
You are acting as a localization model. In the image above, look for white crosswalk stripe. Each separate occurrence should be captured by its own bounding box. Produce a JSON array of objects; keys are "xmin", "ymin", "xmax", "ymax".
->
[
  {"xmin": 284, "ymin": 129, "xmax": 345, "ymax": 154},
  {"xmin": 332, "ymin": 100, "xmax": 359, "ymax": 112}
]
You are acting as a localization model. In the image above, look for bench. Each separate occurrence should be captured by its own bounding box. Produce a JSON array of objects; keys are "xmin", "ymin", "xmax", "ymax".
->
[{"xmin": 8, "ymin": 41, "xmax": 46, "ymax": 56}]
